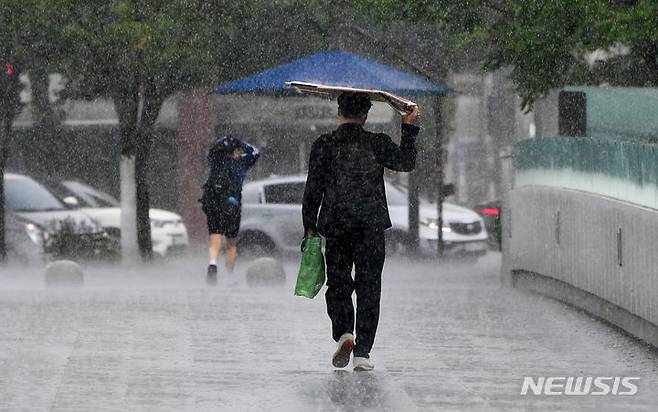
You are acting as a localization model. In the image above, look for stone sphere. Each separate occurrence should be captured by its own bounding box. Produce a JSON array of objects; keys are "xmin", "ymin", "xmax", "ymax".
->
[
  {"xmin": 245, "ymin": 257, "xmax": 286, "ymax": 286},
  {"xmin": 44, "ymin": 260, "xmax": 84, "ymax": 287}
]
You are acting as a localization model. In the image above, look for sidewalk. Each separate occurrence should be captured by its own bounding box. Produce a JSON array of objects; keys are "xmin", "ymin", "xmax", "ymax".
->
[{"xmin": 0, "ymin": 253, "xmax": 656, "ymax": 411}]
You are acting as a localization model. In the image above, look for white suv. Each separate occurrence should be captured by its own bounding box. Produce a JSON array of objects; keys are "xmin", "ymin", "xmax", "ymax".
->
[{"xmin": 239, "ymin": 175, "xmax": 488, "ymax": 259}]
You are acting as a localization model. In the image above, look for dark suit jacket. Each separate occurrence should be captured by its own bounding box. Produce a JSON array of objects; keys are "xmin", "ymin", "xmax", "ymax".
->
[{"xmin": 302, "ymin": 123, "xmax": 419, "ymax": 237}]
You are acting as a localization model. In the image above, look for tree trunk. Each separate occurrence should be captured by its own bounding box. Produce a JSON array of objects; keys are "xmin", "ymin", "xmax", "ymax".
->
[
  {"xmin": 134, "ymin": 80, "xmax": 164, "ymax": 260},
  {"xmin": 31, "ymin": 68, "xmax": 60, "ymax": 178},
  {"xmin": 119, "ymin": 155, "xmax": 139, "ymax": 262},
  {"xmin": 134, "ymin": 136, "xmax": 153, "ymax": 260},
  {"xmin": 114, "ymin": 77, "xmax": 140, "ymax": 263},
  {"xmin": 407, "ymin": 165, "xmax": 420, "ymax": 254},
  {"xmin": 0, "ymin": 116, "xmax": 8, "ymax": 262},
  {"xmin": 433, "ymin": 96, "xmax": 445, "ymax": 257},
  {"xmin": 0, "ymin": 65, "xmax": 21, "ymax": 263},
  {"xmin": 114, "ymin": 74, "xmax": 165, "ymax": 263}
]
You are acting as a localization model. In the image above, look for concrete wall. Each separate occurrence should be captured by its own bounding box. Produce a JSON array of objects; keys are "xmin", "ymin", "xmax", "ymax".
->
[{"xmin": 508, "ymin": 185, "xmax": 658, "ymax": 346}]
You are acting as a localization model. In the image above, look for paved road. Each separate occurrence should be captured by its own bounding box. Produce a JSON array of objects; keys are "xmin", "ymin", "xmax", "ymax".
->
[{"xmin": 0, "ymin": 252, "xmax": 656, "ymax": 411}]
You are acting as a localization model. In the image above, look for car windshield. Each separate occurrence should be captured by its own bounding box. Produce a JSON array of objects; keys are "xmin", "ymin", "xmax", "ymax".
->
[
  {"xmin": 62, "ymin": 181, "xmax": 120, "ymax": 208},
  {"xmin": 5, "ymin": 177, "xmax": 66, "ymax": 211},
  {"xmin": 264, "ymin": 182, "xmax": 306, "ymax": 204}
]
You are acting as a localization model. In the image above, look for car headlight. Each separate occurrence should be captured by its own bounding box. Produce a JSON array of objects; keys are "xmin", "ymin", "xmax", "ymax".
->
[
  {"xmin": 25, "ymin": 223, "xmax": 45, "ymax": 245},
  {"xmin": 420, "ymin": 218, "xmax": 452, "ymax": 232}
]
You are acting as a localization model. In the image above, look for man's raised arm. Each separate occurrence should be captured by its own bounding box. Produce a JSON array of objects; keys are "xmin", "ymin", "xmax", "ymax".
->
[{"xmin": 374, "ymin": 107, "xmax": 420, "ymax": 172}]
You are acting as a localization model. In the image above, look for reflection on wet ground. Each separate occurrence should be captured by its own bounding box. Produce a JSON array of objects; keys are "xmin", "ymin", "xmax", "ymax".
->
[
  {"xmin": 0, "ymin": 252, "xmax": 657, "ymax": 410},
  {"xmin": 323, "ymin": 369, "xmax": 416, "ymax": 411}
]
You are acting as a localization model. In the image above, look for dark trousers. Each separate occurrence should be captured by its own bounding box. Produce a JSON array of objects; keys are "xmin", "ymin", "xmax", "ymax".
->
[{"xmin": 325, "ymin": 229, "xmax": 386, "ymax": 357}]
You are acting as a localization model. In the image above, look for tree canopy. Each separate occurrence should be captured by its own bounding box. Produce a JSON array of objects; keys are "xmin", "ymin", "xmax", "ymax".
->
[{"xmin": 355, "ymin": 0, "xmax": 658, "ymax": 108}]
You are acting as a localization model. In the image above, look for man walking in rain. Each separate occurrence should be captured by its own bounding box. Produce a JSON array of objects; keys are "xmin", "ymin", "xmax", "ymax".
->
[
  {"xmin": 201, "ymin": 135, "xmax": 260, "ymax": 285},
  {"xmin": 302, "ymin": 92, "xmax": 419, "ymax": 371}
]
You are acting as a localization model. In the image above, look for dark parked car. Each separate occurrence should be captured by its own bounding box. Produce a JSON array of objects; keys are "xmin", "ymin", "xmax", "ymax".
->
[{"xmin": 475, "ymin": 200, "xmax": 501, "ymax": 250}]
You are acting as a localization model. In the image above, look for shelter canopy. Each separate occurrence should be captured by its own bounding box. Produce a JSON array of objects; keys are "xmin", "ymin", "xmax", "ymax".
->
[{"xmin": 213, "ymin": 50, "xmax": 448, "ymax": 96}]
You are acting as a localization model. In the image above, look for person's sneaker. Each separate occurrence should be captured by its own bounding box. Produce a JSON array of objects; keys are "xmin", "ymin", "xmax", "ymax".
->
[
  {"xmin": 332, "ymin": 333, "xmax": 354, "ymax": 368},
  {"xmin": 206, "ymin": 265, "xmax": 218, "ymax": 286},
  {"xmin": 353, "ymin": 356, "xmax": 374, "ymax": 371}
]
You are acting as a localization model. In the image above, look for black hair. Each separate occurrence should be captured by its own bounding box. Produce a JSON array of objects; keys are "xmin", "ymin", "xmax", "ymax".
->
[
  {"xmin": 210, "ymin": 135, "xmax": 241, "ymax": 158},
  {"xmin": 337, "ymin": 92, "xmax": 372, "ymax": 119},
  {"xmin": 226, "ymin": 138, "xmax": 241, "ymax": 152}
]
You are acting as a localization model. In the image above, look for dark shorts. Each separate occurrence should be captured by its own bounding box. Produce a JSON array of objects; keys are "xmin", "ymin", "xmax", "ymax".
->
[
  {"xmin": 205, "ymin": 209, "xmax": 241, "ymax": 238},
  {"xmin": 201, "ymin": 191, "xmax": 241, "ymax": 238}
]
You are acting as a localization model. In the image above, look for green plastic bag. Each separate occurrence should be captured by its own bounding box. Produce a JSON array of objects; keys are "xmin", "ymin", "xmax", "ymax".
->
[{"xmin": 294, "ymin": 236, "xmax": 325, "ymax": 299}]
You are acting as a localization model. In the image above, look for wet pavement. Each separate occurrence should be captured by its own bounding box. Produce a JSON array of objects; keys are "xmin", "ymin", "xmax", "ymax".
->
[{"xmin": 0, "ymin": 252, "xmax": 657, "ymax": 411}]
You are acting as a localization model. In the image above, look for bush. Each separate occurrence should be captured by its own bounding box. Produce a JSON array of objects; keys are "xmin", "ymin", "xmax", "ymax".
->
[{"xmin": 42, "ymin": 218, "xmax": 120, "ymax": 262}]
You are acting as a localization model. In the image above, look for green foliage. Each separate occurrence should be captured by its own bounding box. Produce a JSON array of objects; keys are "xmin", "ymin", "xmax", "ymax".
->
[
  {"xmin": 352, "ymin": 0, "xmax": 492, "ymax": 34},
  {"xmin": 0, "ymin": 0, "xmax": 73, "ymax": 69},
  {"xmin": 60, "ymin": 1, "xmax": 229, "ymax": 101},
  {"xmin": 0, "ymin": 0, "xmax": 78, "ymax": 115},
  {"xmin": 43, "ymin": 218, "xmax": 120, "ymax": 262},
  {"xmin": 218, "ymin": 0, "xmax": 334, "ymax": 80},
  {"xmin": 2, "ymin": 0, "xmax": 377, "ymax": 258},
  {"xmin": 485, "ymin": 0, "xmax": 607, "ymax": 108},
  {"xmin": 58, "ymin": 0, "xmax": 339, "ymax": 102},
  {"xmin": 354, "ymin": 0, "xmax": 658, "ymax": 109}
]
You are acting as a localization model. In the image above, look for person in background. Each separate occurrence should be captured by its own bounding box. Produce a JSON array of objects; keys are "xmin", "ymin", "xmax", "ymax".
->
[
  {"xmin": 302, "ymin": 92, "xmax": 419, "ymax": 371},
  {"xmin": 201, "ymin": 136, "xmax": 259, "ymax": 285}
]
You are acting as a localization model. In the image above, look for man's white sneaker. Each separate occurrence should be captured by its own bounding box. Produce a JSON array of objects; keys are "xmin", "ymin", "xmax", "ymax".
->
[
  {"xmin": 353, "ymin": 356, "xmax": 374, "ymax": 371},
  {"xmin": 332, "ymin": 333, "xmax": 354, "ymax": 368}
]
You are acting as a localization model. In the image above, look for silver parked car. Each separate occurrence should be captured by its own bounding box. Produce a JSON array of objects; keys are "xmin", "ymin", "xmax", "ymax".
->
[
  {"xmin": 3, "ymin": 173, "xmax": 110, "ymax": 263},
  {"xmin": 4, "ymin": 210, "xmax": 43, "ymax": 264},
  {"xmin": 238, "ymin": 175, "xmax": 488, "ymax": 259}
]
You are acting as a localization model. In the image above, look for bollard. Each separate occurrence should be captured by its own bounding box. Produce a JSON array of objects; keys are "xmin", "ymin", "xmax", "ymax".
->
[
  {"xmin": 44, "ymin": 260, "xmax": 84, "ymax": 287},
  {"xmin": 245, "ymin": 257, "xmax": 286, "ymax": 286}
]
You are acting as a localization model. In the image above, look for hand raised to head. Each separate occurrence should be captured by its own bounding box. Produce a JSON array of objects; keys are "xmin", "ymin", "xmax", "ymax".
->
[{"xmin": 402, "ymin": 106, "xmax": 419, "ymax": 124}]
